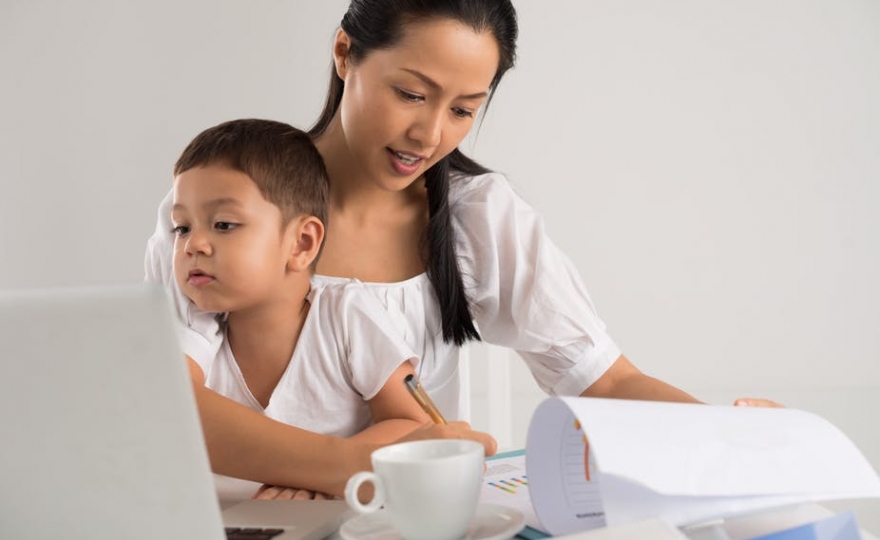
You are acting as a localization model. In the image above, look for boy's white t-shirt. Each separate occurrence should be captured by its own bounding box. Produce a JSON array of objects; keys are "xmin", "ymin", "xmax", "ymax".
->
[{"xmin": 199, "ymin": 280, "xmax": 418, "ymax": 438}]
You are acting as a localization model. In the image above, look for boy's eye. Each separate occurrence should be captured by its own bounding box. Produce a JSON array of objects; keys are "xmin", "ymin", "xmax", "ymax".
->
[
  {"xmin": 214, "ymin": 222, "xmax": 238, "ymax": 232},
  {"xmin": 395, "ymin": 88, "xmax": 423, "ymax": 102},
  {"xmin": 171, "ymin": 225, "xmax": 190, "ymax": 236}
]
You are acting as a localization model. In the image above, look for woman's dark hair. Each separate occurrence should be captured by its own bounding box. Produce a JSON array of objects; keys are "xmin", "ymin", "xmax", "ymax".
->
[{"xmin": 310, "ymin": 0, "xmax": 518, "ymax": 346}]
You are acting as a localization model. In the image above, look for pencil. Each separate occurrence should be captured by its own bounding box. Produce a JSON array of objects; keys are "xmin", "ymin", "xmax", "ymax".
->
[{"xmin": 403, "ymin": 374, "xmax": 447, "ymax": 425}]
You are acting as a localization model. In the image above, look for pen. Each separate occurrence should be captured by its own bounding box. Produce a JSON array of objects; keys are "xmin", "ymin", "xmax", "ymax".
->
[{"xmin": 403, "ymin": 373, "xmax": 447, "ymax": 425}]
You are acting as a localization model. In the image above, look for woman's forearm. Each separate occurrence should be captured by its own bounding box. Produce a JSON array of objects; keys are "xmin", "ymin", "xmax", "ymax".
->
[{"xmin": 581, "ymin": 354, "xmax": 701, "ymax": 403}]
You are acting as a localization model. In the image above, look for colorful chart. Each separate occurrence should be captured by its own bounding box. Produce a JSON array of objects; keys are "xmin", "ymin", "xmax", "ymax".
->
[
  {"xmin": 487, "ymin": 475, "xmax": 528, "ymax": 495},
  {"xmin": 573, "ymin": 419, "xmax": 592, "ymax": 481}
]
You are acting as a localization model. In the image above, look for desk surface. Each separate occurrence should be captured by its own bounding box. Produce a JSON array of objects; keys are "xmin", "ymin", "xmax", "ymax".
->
[{"xmin": 213, "ymin": 474, "xmax": 879, "ymax": 540}]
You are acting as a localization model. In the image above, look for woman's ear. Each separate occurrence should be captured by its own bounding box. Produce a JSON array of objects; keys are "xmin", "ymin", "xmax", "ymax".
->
[
  {"xmin": 332, "ymin": 28, "xmax": 352, "ymax": 79},
  {"xmin": 285, "ymin": 216, "xmax": 325, "ymax": 272}
]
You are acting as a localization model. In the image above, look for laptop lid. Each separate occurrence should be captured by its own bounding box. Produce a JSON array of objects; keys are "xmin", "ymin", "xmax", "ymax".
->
[{"xmin": 0, "ymin": 284, "xmax": 348, "ymax": 540}]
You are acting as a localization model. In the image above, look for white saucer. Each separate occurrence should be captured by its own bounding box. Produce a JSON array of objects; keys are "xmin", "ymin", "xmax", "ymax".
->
[{"xmin": 339, "ymin": 503, "xmax": 525, "ymax": 540}]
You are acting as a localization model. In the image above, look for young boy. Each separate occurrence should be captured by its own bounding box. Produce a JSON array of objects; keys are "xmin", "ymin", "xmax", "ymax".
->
[{"xmin": 169, "ymin": 119, "xmax": 432, "ymax": 496}]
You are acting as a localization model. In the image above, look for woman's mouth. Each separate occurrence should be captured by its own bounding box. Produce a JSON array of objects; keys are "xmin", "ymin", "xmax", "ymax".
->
[
  {"xmin": 394, "ymin": 151, "xmax": 419, "ymax": 165},
  {"xmin": 388, "ymin": 149, "xmax": 424, "ymax": 176}
]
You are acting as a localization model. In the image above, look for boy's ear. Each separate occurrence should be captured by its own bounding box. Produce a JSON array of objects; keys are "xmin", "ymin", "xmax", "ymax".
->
[
  {"xmin": 285, "ymin": 216, "xmax": 325, "ymax": 273},
  {"xmin": 332, "ymin": 29, "xmax": 352, "ymax": 79}
]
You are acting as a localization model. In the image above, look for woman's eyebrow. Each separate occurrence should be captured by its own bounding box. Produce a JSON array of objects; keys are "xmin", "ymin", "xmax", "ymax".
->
[{"xmin": 401, "ymin": 68, "xmax": 488, "ymax": 100}]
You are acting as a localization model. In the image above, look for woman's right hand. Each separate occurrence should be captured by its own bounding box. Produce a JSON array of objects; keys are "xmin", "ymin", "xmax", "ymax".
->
[{"xmin": 396, "ymin": 421, "xmax": 498, "ymax": 457}]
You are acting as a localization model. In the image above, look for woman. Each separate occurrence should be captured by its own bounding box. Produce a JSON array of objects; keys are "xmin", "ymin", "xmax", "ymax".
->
[{"xmin": 146, "ymin": 0, "xmax": 773, "ymax": 498}]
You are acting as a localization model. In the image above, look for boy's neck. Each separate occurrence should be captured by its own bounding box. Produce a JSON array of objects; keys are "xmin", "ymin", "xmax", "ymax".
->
[{"xmin": 224, "ymin": 279, "xmax": 312, "ymax": 407}]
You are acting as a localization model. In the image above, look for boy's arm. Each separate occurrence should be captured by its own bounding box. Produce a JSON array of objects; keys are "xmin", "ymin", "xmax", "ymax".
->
[
  {"xmin": 349, "ymin": 360, "xmax": 433, "ymax": 444},
  {"xmin": 189, "ymin": 356, "xmax": 496, "ymax": 500},
  {"xmin": 335, "ymin": 283, "xmax": 489, "ymax": 446},
  {"xmin": 186, "ymin": 355, "xmax": 370, "ymax": 495}
]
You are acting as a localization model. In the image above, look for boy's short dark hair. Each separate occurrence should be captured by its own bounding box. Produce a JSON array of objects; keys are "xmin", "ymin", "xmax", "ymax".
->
[{"xmin": 175, "ymin": 119, "xmax": 328, "ymax": 225}]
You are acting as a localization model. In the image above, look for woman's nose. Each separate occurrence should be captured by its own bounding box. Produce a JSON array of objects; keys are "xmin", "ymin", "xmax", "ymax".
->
[{"xmin": 408, "ymin": 106, "xmax": 443, "ymax": 149}]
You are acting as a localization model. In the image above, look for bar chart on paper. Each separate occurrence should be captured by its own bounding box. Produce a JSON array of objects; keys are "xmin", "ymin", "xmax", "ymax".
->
[
  {"xmin": 480, "ymin": 450, "xmax": 546, "ymax": 534},
  {"xmin": 560, "ymin": 418, "xmax": 605, "ymax": 523},
  {"xmin": 486, "ymin": 473, "xmax": 529, "ymax": 495}
]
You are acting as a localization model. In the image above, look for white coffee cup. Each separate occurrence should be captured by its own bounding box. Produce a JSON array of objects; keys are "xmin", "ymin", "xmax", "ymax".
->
[{"xmin": 344, "ymin": 439, "xmax": 484, "ymax": 540}]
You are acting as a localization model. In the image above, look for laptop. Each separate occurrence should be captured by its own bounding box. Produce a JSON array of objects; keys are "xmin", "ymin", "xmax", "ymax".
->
[{"xmin": 0, "ymin": 283, "xmax": 351, "ymax": 540}]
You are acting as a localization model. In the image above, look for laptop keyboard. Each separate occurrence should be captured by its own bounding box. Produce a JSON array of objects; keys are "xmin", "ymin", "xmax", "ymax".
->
[{"xmin": 225, "ymin": 527, "xmax": 285, "ymax": 540}]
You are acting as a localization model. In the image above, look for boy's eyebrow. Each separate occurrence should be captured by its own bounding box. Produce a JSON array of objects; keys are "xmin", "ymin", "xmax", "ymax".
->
[
  {"xmin": 171, "ymin": 197, "xmax": 244, "ymax": 213},
  {"xmin": 400, "ymin": 68, "xmax": 488, "ymax": 100}
]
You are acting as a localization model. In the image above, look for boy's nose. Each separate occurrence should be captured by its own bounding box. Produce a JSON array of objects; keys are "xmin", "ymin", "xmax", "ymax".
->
[{"xmin": 184, "ymin": 230, "xmax": 212, "ymax": 257}]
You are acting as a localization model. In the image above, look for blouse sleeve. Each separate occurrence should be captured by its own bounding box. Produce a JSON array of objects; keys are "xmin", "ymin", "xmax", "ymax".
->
[
  {"xmin": 328, "ymin": 282, "xmax": 420, "ymax": 402},
  {"xmin": 450, "ymin": 173, "xmax": 622, "ymax": 396},
  {"xmin": 143, "ymin": 188, "xmax": 222, "ymax": 374}
]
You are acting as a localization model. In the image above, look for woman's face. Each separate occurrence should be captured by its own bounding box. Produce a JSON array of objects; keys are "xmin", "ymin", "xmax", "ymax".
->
[{"xmin": 333, "ymin": 18, "xmax": 500, "ymax": 191}]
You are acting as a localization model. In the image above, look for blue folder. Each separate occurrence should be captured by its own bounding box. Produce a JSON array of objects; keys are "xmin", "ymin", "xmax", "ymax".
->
[{"xmin": 748, "ymin": 511, "xmax": 861, "ymax": 540}]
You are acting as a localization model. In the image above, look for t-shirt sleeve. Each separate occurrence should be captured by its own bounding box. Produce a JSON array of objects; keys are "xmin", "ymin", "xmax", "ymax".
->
[
  {"xmin": 144, "ymin": 188, "xmax": 222, "ymax": 374},
  {"xmin": 451, "ymin": 173, "xmax": 622, "ymax": 396},
  {"xmin": 332, "ymin": 283, "xmax": 420, "ymax": 401}
]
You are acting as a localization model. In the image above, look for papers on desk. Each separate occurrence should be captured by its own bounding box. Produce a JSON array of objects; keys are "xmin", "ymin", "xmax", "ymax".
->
[{"xmin": 524, "ymin": 397, "xmax": 880, "ymax": 536}]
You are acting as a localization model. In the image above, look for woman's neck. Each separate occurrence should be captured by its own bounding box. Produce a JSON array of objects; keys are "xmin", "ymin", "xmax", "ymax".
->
[
  {"xmin": 313, "ymin": 124, "xmax": 430, "ymax": 282},
  {"xmin": 314, "ymin": 118, "xmax": 426, "ymax": 216}
]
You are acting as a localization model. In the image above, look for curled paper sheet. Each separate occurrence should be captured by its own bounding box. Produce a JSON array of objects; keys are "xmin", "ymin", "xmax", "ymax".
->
[{"xmin": 525, "ymin": 397, "xmax": 880, "ymax": 536}]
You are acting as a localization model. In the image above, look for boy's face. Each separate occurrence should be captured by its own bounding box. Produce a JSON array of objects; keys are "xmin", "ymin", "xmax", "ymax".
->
[{"xmin": 171, "ymin": 165, "xmax": 291, "ymax": 313}]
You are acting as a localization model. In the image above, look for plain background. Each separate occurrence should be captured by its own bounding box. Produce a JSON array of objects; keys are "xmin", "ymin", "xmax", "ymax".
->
[{"xmin": 2, "ymin": 0, "xmax": 878, "ymax": 530}]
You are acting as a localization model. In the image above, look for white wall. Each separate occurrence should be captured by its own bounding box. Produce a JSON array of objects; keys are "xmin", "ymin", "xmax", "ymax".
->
[{"xmin": 3, "ymin": 0, "xmax": 878, "ymax": 529}]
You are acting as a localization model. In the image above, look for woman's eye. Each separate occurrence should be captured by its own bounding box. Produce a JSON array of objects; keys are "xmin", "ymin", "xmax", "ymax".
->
[
  {"xmin": 214, "ymin": 222, "xmax": 238, "ymax": 232},
  {"xmin": 396, "ymin": 88, "xmax": 423, "ymax": 102},
  {"xmin": 452, "ymin": 107, "xmax": 474, "ymax": 119},
  {"xmin": 171, "ymin": 225, "xmax": 190, "ymax": 236}
]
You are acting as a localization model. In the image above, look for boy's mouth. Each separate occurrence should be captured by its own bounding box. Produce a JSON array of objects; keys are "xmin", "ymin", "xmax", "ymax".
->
[{"xmin": 187, "ymin": 269, "xmax": 215, "ymax": 286}]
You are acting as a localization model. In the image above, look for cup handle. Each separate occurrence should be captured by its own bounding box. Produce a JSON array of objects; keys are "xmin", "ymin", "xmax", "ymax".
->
[{"xmin": 344, "ymin": 471, "xmax": 385, "ymax": 514}]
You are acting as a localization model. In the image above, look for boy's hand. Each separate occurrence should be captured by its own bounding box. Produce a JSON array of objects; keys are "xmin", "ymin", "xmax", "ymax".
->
[
  {"xmin": 733, "ymin": 397, "xmax": 784, "ymax": 408},
  {"xmin": 395, "ymin": 421, "xmax": 498, "ymax": 457},
  {"xmin": 252, "ymin": 484, "xmax": 334, "ymax": 500}
]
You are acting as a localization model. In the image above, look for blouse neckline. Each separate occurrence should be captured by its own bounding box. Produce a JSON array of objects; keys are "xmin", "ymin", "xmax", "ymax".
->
[{"xmin": 311, "ymin": 272, "xmax": 430, "ymax": 288}]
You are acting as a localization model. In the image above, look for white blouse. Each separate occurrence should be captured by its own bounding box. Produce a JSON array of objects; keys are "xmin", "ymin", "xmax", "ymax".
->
[{"xmin": 145, "ymin": 172, "xmax": 621, "ymax": 420}]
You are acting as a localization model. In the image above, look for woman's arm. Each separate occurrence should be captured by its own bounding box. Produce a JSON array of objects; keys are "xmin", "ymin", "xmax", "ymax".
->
[
  {"xmin": 581, "ymin": 354, "xmax": 782, "ymax": 407},
  {"xmin": 580, "ymin": 354, "xmax": 700, "ymax": 402},
  {"xmin": 451, "ymin": 174, "xmax": 778, "ymax": 406}
]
